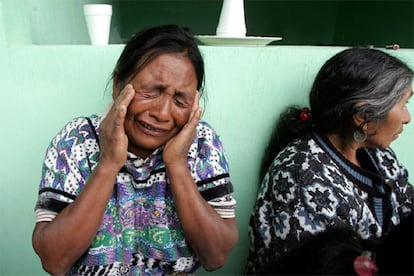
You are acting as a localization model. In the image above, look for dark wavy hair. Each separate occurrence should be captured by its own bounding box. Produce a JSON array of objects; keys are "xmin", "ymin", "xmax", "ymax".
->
[
  {"xmin": 257, "ymin": 224, "xmax": 376, "ymax": 275},
  {"xmin": 257, "ymin": 212, "xmax": 413, "ymax": 275},
  {"xmin": 112, "ymin": 24, "xmax": 205, "ymax": 95},
  {"xmin": 260, "ymin": 47, "xmax": 413, "ymax": 180}
]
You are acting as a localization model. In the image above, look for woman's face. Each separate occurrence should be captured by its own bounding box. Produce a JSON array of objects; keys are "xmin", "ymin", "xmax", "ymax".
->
[
  {"xmin": 366, "ymin": 86, "xmax": 412, "ymax": 148},
  {"xmin": 117, "ymin": 53, "xmax": 198, "ymax": 158}
]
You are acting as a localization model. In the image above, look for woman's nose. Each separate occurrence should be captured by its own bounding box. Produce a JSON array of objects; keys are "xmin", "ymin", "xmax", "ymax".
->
[
  {"xmin": 150, "ymin": 96, "xmax": 171, "ymax": 121},
  {"xmin": 403, "ymin": 108, "xmax": 411, "ymax": 124}
]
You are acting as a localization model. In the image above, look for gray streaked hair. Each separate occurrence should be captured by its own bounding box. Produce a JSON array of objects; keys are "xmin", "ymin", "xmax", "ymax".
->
[{"xmin": 309, "ymin": 47, "xmax": 413, "ymax": 135}]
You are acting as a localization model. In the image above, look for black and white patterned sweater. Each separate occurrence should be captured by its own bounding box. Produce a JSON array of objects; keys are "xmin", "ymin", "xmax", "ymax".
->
[{"xmin": 246, "ymin": 131, "xmax": 414, "ymax": 274}]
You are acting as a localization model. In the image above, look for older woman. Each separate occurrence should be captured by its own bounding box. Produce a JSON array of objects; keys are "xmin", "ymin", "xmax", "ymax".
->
[
  {"xmin": 32, "ymin": 25, "xmax": 238, "ymax": 275},
  {"xmin": 246, "ymin": 47, "xmax": 413, "ymax": 274}
]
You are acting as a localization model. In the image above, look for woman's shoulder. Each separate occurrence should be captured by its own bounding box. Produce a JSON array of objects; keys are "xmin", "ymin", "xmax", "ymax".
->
[
  {"xmin": 365, "ymin": 147, "xmax": 408, "ymax": 178},
  {"xmin": 267, "ymin": 134, "xmax": 340, "ymax": 185},
  {"xmin": 196, "ymin": 120, "xmax": 219, "ymax": 140},
  {"xmin": 366, "ymin": 147, "xmax": 397, "ymax": 159},
  {"xmin": 58, "ymin": 115, "xmax": 99, "ymax": 130},
  {"xmin": 187, "ymin": 120, "xmax": 229, "ymax": 162},
  {"xmin": 364, "ymin": 147, "xmax": 402, "ymax": 169},
  {"xmin": 51, "ymin": 115, "xmax": 100, "ymax": 143},
  {"xmin": 274, "ymin": 135, "xmax": 323, "ymax": 165}
]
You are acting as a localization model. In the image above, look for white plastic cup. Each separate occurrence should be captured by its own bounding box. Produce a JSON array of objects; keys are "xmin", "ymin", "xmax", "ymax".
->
[
  {"xmin": 83, "ymin": 4, "xmax": 112, "ymax": 45},
  {"xmin": 216, "ymin": 0, "xmax": 246, "ymax": 37}
]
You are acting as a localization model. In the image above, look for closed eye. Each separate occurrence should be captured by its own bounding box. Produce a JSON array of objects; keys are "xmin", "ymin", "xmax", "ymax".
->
[
  {"xmin": 137, "ymin": 88, "xmax": 160, "ymax": 98},
  {"xmin": 174, "ymin": 96, "xmax": 189, "ymax": 107},
  {"xmin": 172, "ymin": 90, "xmax": 193, "ymax": 108}
]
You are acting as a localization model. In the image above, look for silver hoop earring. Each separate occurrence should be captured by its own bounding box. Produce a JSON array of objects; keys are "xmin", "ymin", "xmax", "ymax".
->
[{"xmin": 353, "ymin": 130, "xmax": 367, "ymax": 143}]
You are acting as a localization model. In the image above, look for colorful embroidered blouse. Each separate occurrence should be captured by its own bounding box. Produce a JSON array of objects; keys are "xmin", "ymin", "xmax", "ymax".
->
[{"xmin": 35, "ymin": 115, "xmax": 236, "ymax": 275}]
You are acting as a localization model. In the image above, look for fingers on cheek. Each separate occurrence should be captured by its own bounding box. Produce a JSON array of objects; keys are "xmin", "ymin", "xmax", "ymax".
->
[
  {"xmin": 194, "ymin": 108, "xmax": 201, "ymax": 120},
  {"xmin": 118, "ymin": 104, "xmax": 127, "ymax": 113},
  {"xmin": 123, "ymin": 85, "xmax": 135, "ymax": 101},
  {"xmin": 113, "ymin": 106, "xmax": 127, "ymax": 127}
]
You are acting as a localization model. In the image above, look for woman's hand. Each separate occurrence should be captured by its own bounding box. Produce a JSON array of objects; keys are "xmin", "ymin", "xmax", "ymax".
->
[
  {"xmin": 163, "ymin": 91, "xmax": 238, "ymax": 270},
  {"xmin": 99, "ymin": 84, "xmax": 135, "ymax": 172},
  {"xmin": 163, "ymin": 91, "xmax": 201, "ymax": 166},
  {"xmin": 32, "ymin": 85, "xmax": 136, "ymax": 275}
]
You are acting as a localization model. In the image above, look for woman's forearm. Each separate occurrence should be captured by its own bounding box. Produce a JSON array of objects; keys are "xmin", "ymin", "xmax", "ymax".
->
[
  {"xmin": 166, "ymin": 163, "xmax": 238, "ymax": 271},
  {"xmin": 32, "ymin": 163, "xmax": 118, "ymax": 275}
]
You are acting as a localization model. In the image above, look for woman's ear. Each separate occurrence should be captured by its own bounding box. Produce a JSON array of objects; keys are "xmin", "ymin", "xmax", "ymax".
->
[
  {"xmin": 352, "ymin": 103, "xmax": 366, "ymax": 126},
  {"xmin": 353, "ymin": 111, "xmax": 365, "ymax": 127}
]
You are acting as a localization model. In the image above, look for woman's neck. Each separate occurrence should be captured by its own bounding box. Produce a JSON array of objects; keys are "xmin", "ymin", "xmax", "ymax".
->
[{"xmin": 326, "ymin": 133, "xmax": 362, "ymax": 167}]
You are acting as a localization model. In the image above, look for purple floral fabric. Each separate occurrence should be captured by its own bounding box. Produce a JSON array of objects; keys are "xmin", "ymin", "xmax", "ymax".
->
[{"xmin": 35, "ymin": 115, "xmax": 235, "ymax": 275}]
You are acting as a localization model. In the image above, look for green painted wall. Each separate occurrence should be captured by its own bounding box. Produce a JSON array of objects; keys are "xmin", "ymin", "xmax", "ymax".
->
[
  {"xmin": 1, "ymin": 44, "xmax": 413, "ymax": 275},
  {"xmin": 1, "ymin": 0, "xmax": 414, "ymax": 275}
]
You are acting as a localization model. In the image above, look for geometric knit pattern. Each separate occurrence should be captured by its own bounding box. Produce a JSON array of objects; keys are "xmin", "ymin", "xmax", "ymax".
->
[
  {"xmin": 246, "ymin": 131, "xmax": 414, "ymax": 274},
  {"xmin": 35, "ymin": 115, "xmax": 235, "ymax": 275}
]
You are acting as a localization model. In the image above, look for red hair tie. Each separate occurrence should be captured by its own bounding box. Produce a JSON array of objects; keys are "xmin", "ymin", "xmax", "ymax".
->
[
  {"xmin": 354, "ymin": 251, "xmax": 378, "ymax": 276},
  {"xmin": 300, "ymin": 107, "xmax": 311, "ymax": 121}
]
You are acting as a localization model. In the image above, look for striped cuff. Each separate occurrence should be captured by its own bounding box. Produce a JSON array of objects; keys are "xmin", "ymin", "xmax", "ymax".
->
[
  {"xmin": 208, "ymin": 195, "xmax": 237, "ymax": 218},
  {"xmin": 35, "ymin": 209, "xmax": 57, "ymax": 222}
]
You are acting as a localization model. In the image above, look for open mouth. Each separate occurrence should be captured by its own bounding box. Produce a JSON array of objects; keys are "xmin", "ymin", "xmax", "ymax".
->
[{"xmin": 139, "ymin": 121, "xmax": 164, "ymax": 133}]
